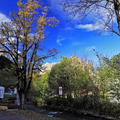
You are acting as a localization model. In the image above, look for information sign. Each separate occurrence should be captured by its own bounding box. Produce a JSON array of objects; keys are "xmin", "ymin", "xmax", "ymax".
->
[
  {"xmin": 59, "ymin": 87, "xmax": 62, "ymax": 95},
  {"xmin": 0, "ymin": 86, "xmax": 4, "ymax": 98}
]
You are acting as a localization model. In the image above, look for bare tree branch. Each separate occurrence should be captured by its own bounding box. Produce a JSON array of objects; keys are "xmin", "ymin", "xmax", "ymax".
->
[{"xmin": 61, "ymin": 0, "xmax": 120, "ymax": 35}]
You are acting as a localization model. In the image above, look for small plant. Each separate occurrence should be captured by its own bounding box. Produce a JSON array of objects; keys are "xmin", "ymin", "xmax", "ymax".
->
[{"xmin": 37, "ymin": 98, "xmax": 44, "ymax": 107}]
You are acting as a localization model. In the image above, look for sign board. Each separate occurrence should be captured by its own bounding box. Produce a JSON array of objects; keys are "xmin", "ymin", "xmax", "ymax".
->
[
  {"xmin": 59, "ymin": 87, "xmax": 62, "ymax": 95},
  {"xmin": 14, "ymin": 88, "xmax": 17, "ymax": 94},
  {"xmin": 0, "ymin": 86, "xmax": 4, "ymax": 98}
]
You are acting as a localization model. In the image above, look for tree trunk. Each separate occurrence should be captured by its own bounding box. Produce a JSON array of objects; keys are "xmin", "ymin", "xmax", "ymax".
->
[
  {"xmin": 16, "ymin": 89, "xmax": 26, "ymax": 109},
  {"xmin": 113, "ymin": 0, "xmax": 120, "ymax": 33},
  {"xmin": 21, "ymin": 93, "xmax": 26, "ymax": 109},
  {"xmin": 16, "ymin": 90, "xmax": 20, "ymax": 108}
]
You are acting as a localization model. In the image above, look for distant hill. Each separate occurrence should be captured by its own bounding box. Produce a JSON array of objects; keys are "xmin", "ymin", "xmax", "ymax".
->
[
  {"xmin": 40, "ymin": 56, "xmax": 96, "ymax": 76},
  {"xmin": 40, "ymin": 62, "xmax": 58, "ymax": 75}
]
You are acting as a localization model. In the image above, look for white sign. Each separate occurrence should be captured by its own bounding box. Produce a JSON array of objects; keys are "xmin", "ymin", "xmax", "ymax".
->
[
  {"xmin": 59, "ymin": 87, "xmax": 62, "ymax": 95},
  {"xmin": 14, "ymin": 88, "xmax": 17, "ymax": 94},
  {"xmin": 0, "ymin": 86, "xmax": 4, "ymax": 98}
]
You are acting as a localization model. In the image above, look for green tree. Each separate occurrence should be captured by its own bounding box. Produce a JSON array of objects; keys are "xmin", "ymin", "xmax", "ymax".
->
[
  {"xmin": 36, "ymin": 70, "xmax": 50, "ymax": 98},
  {"xmin": 27, "ymin": 71, "xmax": 50, "ymax": 103},
  {"xmin": 97, "ymin": 61, "xmax": 110, "ymax": 100},
  {"xmin": 48, "ymin": 60, "xmax": 68, "ymax": 96},
  {"xmin": 48, "ymin": 56, "xmax": 97, "ymax": 100},
  {"xmin": 107, "ymin": 54, "xmax": 120, "ymax": 102},
  {"xmin": 0, "ymin": 0, "xmax": 58, "ymax": 109},
  {"xmin": 95, "ymin": 52, "xmax": 120, "ymax": 102}
]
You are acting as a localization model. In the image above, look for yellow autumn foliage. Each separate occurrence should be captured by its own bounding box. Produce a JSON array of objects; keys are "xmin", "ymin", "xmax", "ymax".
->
[{"xmin": 14, "ymin": 0, "xmax": 59, "ymax": 42}]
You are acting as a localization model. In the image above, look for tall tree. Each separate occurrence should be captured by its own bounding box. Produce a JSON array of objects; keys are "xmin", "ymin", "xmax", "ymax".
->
[
  {"xmin": 0, "ymin": 0, "xmax": 59, "ymax": 109},
  {"xmin": 95, "ymin": 52, "xmax": 120, "ymax": 101},
  {"xmin": 61, "ymin": 0, "xmax": 120, "ymax": 35},
  {"xmin": 107, "ymin": 54, "xmax": 120, "ymax": 102}
]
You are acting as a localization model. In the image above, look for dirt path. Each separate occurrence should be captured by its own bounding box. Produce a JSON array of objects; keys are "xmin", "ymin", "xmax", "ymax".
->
[
  {"xmin": 0, "ymin": 111, "xmax": 26, "ymax": 120},
  {"xmin": 0, "ymin": 110, "xmax": 63, "ymax": 120}
]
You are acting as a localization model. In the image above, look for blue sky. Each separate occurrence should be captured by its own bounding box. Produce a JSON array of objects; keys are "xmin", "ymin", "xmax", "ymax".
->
[{"xmin": 0, "ymin": 0, "xmax": 120, "ymax": 66}]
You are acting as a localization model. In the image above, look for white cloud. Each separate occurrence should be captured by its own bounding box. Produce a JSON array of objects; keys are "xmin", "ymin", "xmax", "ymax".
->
[
  {"xmin": 65, "ymin": 27, "xmax": 73, "ymax": 30},
  {"xmin": 76, "ymin": 24, "xmax": 99, "ymax": 31},
  {"xmin": 72, "ymin": 42, "xmax": 81, "ymax": 46},
  {"xmin": 75, "ymin": 1, "xmax": 117, "ymax": 32},
  {"xmin": 0, "ymin": 13, "xmax": 10, "ymax": 23},
  {"xmin": 57, "ymin": 38, "xmax": 65, "ymax": 46},
  {"xmin": 86, "ymin": 46, "xmax": 96, "ymax": 51},
  {"xmin": 61, "ymin": 1, "xmax": 116, "ymax": 33}
]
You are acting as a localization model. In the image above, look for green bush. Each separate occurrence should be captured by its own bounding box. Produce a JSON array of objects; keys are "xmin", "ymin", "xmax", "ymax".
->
[
  {"xmin": 44, "ymin": 97, "xmax": 69, "ymax": 107},
  {"xmin": 97, "ymin": 101, "xmax": 119, "ymax": 116},
  {"xmin": 73, "ymin": 97, "xmax": 83, "ymax": 109},
  {"xmin": 55, "ymin": 97, "xmax": 68, "ymax": 106},
  {"xmin": 36, "ymin": 98, "xmax": 44, "ymax": 107},
  {"xmin": 45, "ymin": 97, "xmax": 52, "ymax": 105},
  {"xmin": 113, "ymin": 107, "xmax": 120, "ymax": 118}
]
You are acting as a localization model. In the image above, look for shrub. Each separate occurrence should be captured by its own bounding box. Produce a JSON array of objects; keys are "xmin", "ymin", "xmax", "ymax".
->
[
  {"xmin": 73, "ymin": 97, "xmax": 83, "ymax": 109},
  {"xmin": 44, "ymin": 97, "xmax": 69, "ymax": 107},
  {"xmin": 113, "ymin": 108, "xmax": 120, "ymax": 118},
  {"xmin": 97, "ymin": 100, "xmax": 119, "ymax": 116},
  {"xmin": 55, "ymin": 97, "xmax": 68, "ymax": 106},
  {"xmin": 45, "ymin": 97, "xmax": 52, "ymax": 105},
  {"xmin": 36, "ymin": 98, "xmax": 44, "ymax": 107}
]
